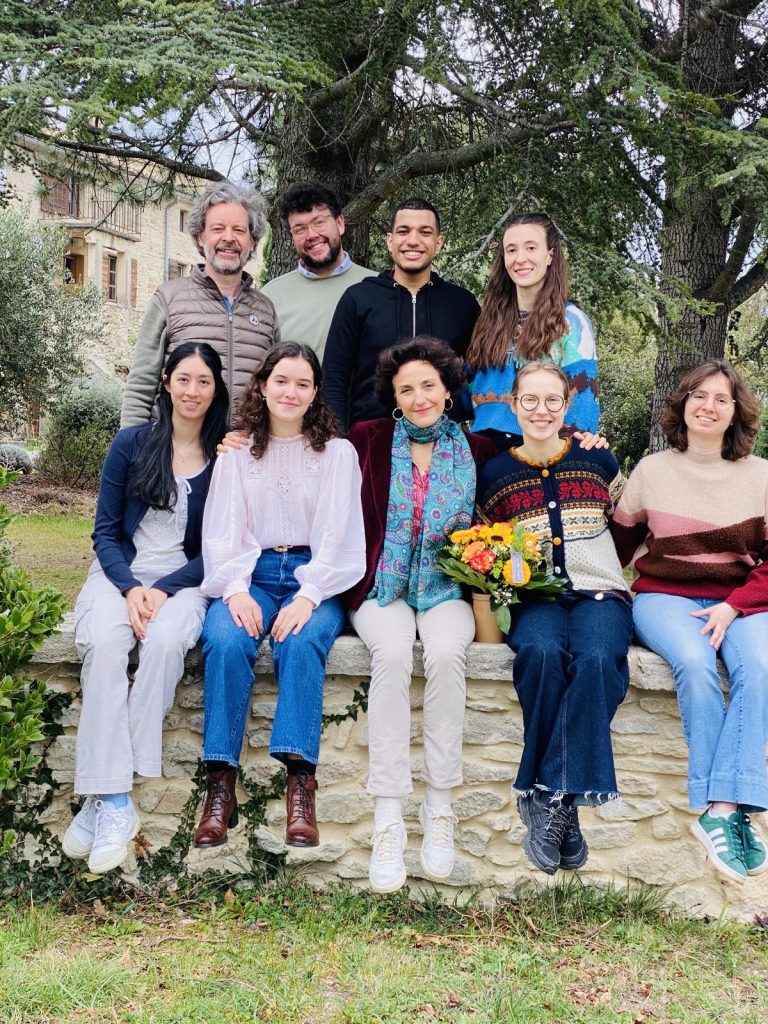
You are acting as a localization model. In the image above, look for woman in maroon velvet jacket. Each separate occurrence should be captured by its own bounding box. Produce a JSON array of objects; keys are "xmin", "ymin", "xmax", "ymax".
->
[{"xmin": 346, "ymin": 335, "xmax": 494, "ymax": 894}]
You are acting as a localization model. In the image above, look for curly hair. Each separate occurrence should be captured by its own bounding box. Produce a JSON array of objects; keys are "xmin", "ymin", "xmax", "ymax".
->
[
  {"xmin": 277, "ymin": 181, "xmax": 342, "ymax": 222},
  {"xmin": 661, "ymin": 360, "xmax": 760, "ymax": 461},
  {"xmin": 236, "ymin": 342, "xmax": 338, "ymax": 458},
  {"xmin": 466, "ymin": 213, "xmax": 570, "ymax": 372},
  {"xmin": 188, "ymin": 180, "xmax": 268, "ymax": 251},
  {"xmin": 375, "ymin": 335, "xmax": 466, "ymax": 411}
]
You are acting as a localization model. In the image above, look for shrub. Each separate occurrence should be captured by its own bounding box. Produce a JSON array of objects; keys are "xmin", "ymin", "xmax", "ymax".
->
[
  {"xmin": 0, "ymin": 467, "xmax": 66, "ymax": 854},
  {"xmin": 38, "ymin": 378, "xmax": 121, "ymax": 488},
  {"xmin": 0, "ymin": 444, "xmax": 33, "ymax": 474}
]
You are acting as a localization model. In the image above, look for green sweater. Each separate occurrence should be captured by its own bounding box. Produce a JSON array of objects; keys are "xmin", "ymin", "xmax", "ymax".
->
[{"xmin": 261, "ymin": 261, "xmax": 371, "ymax": 359}]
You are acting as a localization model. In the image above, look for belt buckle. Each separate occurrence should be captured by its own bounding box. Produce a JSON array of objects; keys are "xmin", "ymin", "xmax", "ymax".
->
[{"xmin": 274, "ymin": 544, "xmax": 291, "ymax": 552}]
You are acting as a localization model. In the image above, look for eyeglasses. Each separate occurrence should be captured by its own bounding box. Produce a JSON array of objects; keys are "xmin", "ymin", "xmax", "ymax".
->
[
  {"xmin": 289, "ymin": 214, "xmax": 334, "ymax": 239},
  {"xmin": 517, "ymin": 393, "xmax": 566, "ymax": 412},
  {"xmin": 687, "ymin": 390, "xmax": 735, "ymax": 409}
]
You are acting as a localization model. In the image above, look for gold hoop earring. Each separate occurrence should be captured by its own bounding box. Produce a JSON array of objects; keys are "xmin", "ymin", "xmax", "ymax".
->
[{"xmin": 392, "ymin": 407, "xmax": 404, "ymax": 420}]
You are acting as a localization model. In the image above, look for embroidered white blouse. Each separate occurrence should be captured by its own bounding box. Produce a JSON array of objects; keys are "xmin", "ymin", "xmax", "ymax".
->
[{"xmin": 201, "ymin": 434, "xmax": 366, "ymax": 607}]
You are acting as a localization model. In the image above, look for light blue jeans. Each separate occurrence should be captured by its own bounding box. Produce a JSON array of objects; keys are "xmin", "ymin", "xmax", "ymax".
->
[
  {"xmin": 201, "ymin": 548, "xmax": 346, "ymax": 767},
  {"xmin": 633, "ymin": 593, "xmax": 768, "ymax": 812}
]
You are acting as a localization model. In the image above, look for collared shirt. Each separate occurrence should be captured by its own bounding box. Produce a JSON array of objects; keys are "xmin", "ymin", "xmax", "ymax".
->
[{"xmin": 297, "ymin": 251, "xmax": 352, "ymax": 280}]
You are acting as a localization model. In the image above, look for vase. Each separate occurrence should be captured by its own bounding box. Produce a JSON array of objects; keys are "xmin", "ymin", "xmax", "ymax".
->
[{"xmin": 471, "ymin": 591, "xmax": 503, "ymax": 644}]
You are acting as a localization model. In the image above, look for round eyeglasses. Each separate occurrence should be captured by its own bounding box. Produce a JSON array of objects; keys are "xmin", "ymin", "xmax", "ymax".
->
[
  {"xmin": 517, "ymin": 394, "xmax": 566, "ymax": 412},
  {"xmin": 687, "ymin": 390, "xmax": 735, "ymax": 409}
]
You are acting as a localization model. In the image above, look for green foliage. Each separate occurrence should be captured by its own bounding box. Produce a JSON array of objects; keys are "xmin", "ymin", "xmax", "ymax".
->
[
  {"xmin": 0, "ymin": 207, "xmax": 102, "ymax": 429},
  {"xmin": 0, "ymin": 468, "xmax": 66, "ymax": 855},
  {"xmin": 598, "ymin": 313, "xmax": 656, "ymax": 470},
  {"xmin": 38, "ymin": 379, "xmax": 121, "ymax": 488}
]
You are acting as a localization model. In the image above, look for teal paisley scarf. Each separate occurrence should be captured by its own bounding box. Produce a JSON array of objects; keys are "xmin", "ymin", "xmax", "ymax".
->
[{"xmin": 369, "ymin": 414, "xmax": 475, "ymax": 610}]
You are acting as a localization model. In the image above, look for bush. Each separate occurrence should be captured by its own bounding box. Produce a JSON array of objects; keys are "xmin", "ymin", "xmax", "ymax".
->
[
  {"xmin": 0, "ymin": 467, "xmax": 66, "ymax": 854},
  {"xmin": 38, "ymin": 378, "xmax": 121, "ymax": 488},
  {"xmin": 598, "ymin": 315, "xmax": 656, "ymax": 472},
  {"xmin": 0, "ymin": 444, "xmax": 33, "ymax": 474}
]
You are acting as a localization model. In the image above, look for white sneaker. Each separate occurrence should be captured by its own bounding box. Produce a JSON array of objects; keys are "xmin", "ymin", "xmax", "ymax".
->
[
  {"xmin": 369, "ymin": 822, "xmax": 407, "ymax": 893},
  {"xmin": 419, "ymin": 801, "xmax": 456, "ymax": 881},
  {"xmin": 87, "ymin": 798, "xmax": 140, "ymax": 874},
  {"xmin": 62, "ymin": 796, "xmax": 98, "ymax": 859}
]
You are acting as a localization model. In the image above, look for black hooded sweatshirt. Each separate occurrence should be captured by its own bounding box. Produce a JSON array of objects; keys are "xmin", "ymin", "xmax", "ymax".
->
[{"xmin": 322, "ymin": 270, "xmax": 480, "ymax": 431}]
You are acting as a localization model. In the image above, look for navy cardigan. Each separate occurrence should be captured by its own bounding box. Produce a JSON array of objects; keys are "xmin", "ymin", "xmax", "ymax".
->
[{"xmin": 92, "ymin": 424, "xmax": 214, "ymax": 596}]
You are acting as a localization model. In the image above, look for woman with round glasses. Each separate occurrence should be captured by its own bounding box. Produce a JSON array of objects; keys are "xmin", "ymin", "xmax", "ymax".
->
[
  {"xmin": 612, "ymin": 360, "xmax": 768, "ymax": 885},
  {"xmin": 475, "ymin": 360, "xmax": 631, "ymax": 875},
  {"xmin": 466, "ymin": 212, "xmax": 599, "ymax": 451}
]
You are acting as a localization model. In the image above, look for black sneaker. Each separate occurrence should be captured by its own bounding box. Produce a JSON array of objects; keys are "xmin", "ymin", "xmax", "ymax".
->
[
  {"xmin": 517, "ymin": 793, "xmax": 567, "ymax": 874},
  {"xmin": 559, "ymin": 804, "xmax": 588, "ymax": 869}
]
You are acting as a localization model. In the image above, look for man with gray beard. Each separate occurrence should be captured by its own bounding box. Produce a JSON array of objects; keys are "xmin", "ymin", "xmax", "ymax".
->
[{"xmin": 121, "ymin": 180, "xmax": 278, "ymax": 426}]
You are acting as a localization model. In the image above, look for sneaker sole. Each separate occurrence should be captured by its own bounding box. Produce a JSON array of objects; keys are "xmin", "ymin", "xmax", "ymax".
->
[
  {"xmin": 522, "ymin": 833, "xmax": 559, "ymax": 874},
  {"xmin": 61, "ymin": 833, "xmax": 91, "ymax": 859},
  {"xmin": 746, "ymin": 858, "xmax": 768, "ymax": 877},
  {"xmin": 87, "ymin": 814, "xmax": 141, "ymax": 874},
  {"xmin": 560, "ymin": 846, "xmax": 589, "ymax": 870},
  {"xmin": 690, "ymin": 820, "xmax": 746, "ymax": 885},
  {"xmin": 369, "ymin": 867, "xmax": 408, "ymax": 894}
]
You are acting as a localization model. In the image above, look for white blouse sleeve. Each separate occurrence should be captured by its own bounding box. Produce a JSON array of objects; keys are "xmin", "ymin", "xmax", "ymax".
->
[
  {"xmin": 201, "ymin": 446, "xmax": 262, "ymax": 601},
  {"xmin": 294, "ymin": 439, "xmax": 366, "ymax": 606}
]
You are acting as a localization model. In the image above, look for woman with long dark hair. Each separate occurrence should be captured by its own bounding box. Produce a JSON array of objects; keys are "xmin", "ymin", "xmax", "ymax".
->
[
  {"xmin": 346, "ymin": 336, "xmax": 495, "ymax": 893},
  {"xmin": 467, "ymin": 212, "xmax": 599, "ymax": 450},
  {"xmin": 62, "ymin": 342, "xmax": 229, "ymax": 874},
  {"xmin": 193, "ymin": 342, "xmax": 365, "ymax": 850},
  {"xmin": 613, "ymin": 361, "xmax": 768, "ymax": 885}
]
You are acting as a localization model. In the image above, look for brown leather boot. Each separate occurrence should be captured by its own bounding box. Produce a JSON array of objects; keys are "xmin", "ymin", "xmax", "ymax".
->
[
  {"xmin": 285, "ymin": 771, "xmax": 319, "ymax": 847},
  {"xmin": 193, "ymin": 766, "xmax": 238, "ymax": 848}
]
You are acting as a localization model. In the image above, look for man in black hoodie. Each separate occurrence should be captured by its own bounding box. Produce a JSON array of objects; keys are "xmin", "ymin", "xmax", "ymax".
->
[{"xmin": 322, "ymin": 197, "xmax": 480, "ymax": 430}]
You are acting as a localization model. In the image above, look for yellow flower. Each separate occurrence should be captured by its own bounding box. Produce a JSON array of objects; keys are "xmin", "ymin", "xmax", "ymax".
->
[
  {"xmin": 479, "ymin": 523, "xmax": 516, "ymax": 547},
  {"xmin": 449, "ymin": 528, "xmax": 476, "ymax": 545},
  {"xmin": 503, "ymin": 557, "xmax": 532, "ymax": 586}
]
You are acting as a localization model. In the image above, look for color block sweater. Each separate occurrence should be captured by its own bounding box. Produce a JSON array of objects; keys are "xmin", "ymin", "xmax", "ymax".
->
[
  {"xmin": 475, "ymin": 439, "xmax": 629, "ymax": 597},
  {"xmin": 611, "ymin": 447, "xmax": 768, "ymax": 614}
]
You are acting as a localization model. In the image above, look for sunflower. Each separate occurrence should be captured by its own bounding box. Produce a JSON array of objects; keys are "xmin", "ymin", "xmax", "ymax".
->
[
  {"xmin": 477, "ymin": 523, "xmax": 517, "ymax": 547},
  {"xmin": 503, "ymin": 558, "xmax": 532, "ymax": 586}
]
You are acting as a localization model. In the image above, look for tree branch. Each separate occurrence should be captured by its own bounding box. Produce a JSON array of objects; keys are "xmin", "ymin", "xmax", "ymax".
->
[
  {"xmin": 307, "ymin": 52, "xmax": 378, "ymax": 112},
  {"xmin": 213, "ymin": 83, "xmax": 271, "ymax": 145},
  {"xmin": 704, "ymin": 202, "xmax": 759, "ymax": 302},
  {"xmin": 656, "ymin": 0, "xmax": 761, "ymax": 63},
  {"xmin": 38, "ymin": 135, "xmax": 224, "ymax": 183},
  {"xmin": 728, "ymin": 245, "xmax": 768, "ymax": 309}
]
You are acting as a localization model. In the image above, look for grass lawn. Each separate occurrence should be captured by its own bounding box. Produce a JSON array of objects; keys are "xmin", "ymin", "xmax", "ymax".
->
[
  {"xmin": 1, "ymin": 880, "xmax": 767, "ymax": 1023},
  {"xmin": 5, "ymin": 513, "xmax": 93, "ymax": 608}
]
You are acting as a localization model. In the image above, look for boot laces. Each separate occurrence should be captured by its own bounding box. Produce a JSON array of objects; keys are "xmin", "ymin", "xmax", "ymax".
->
[
  {"xmin": 289, "ymin": 772, "xmax": 314, "ymax": 822},
  {"xmin": 542, "ymin": 803, "xmax": 570, "ymax": 844}
]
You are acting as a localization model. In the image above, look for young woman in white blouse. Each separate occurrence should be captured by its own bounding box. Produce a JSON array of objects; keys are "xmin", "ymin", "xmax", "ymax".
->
[{"xmin": 193, "ymin": 342, "xmax": 366, "ymax": 849}]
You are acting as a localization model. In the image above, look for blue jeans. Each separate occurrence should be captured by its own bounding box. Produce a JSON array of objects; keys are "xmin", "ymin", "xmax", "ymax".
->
[
  {"xmin": 506, "ymin": 593, "xmax": 632, "ymax": 803},
  {"xmin": 633, "ymin": 593, "xmax": 768, "ymax": 812},
  {"xmin": 201, "ymin": 549, "xmax": 346, "ymax": 767}
]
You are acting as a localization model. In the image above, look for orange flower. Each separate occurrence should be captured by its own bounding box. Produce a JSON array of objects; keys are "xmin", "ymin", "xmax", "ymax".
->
[
  {"xmin": 468, "ymin": 547, "xmax": 496, "ymax": 574},
  {"xmin": 461, "ymin": 540, "xmax": 486, "ymax": 563}
]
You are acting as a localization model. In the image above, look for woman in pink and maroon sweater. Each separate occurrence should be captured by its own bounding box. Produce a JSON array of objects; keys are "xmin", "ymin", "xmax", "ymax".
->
[{"xmin": 612, "ymin": 360, "xmax": 768, "ymax": 886}]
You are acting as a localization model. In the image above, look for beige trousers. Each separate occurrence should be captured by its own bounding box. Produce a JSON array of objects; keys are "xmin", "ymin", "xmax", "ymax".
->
[
  {"xmin": 350, "ymin": 597, "xmax": 475, "ymax": 797},
  {"xmin": 73, "ymin": 563, "xmax": 208, "ymax": 794}
]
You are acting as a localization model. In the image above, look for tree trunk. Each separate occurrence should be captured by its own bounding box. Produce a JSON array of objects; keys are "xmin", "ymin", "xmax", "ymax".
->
[{"xmin": 649, "ymin": 0, "xmax": 742, "ymax": 450}]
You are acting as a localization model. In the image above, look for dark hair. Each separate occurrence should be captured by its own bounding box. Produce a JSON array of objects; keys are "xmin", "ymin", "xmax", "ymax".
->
[
  {"xmin": 375, "ymin": 335, "xmax": 466, "ymax": 411},
  {"xmin": 511, "ymin": 360, "xmax": 570, "ymax": 402},
  {"xmin": 467, "ymin": 212, "xmax": 569, "ymax": 371},
  {"xmin": 133, "ymin": 342, "xmax": 229, "ymax": 509},
  {"xmin": 661, "ymin": 360, "xmax": 760, "ymax": 461},
  {"xmin": 388, "ymin": 196, "xmax": 441, "ymax": 233},
  {"xmin": 237, "ymin": 342, "xmax": 338, "ymax": 458},
  {"xmin": 277, "ymin": 181, "xmax": 342, "ymax": 222},
  {"xmin": 188, "ymin": 180, "xmax": 268, "ymax": 250}
]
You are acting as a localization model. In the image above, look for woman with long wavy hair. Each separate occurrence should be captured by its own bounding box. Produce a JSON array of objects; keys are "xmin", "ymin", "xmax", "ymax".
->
[
  {"xmin": 63, "ymin": 342, "xmax": 229, "ymax": 874},
  {"xmin": 193, "ymin": 342, "xmax": 365, "ymax": 851},
  {"xmin": 467, "ymin": 212, "xmax": 599, "ymax": 450}
]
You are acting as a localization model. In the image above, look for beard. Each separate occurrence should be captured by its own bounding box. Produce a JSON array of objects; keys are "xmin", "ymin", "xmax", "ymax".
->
[
  {"xmin": 203, "ymin": 242, "xmax": 252, "ymax": 276},
  {"xmin": 301, "ymin": 236, "xmax": 342, "ymax": 272}
]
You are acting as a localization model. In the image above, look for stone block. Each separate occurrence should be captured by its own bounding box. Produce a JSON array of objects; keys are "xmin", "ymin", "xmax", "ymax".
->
[
  {"xmin": 651, "ymin": 814, "xmax": 682, "ymax": 840},
  {"xmin": 452, "ymin": 789, "xmax": 509, "ymax": 821},
  {"xmin": 463, "ymin": 709, "xmax": 523, "ymax": 745},
  {"xmin": 580, "ymin": 823, "xmax": 638, "ymax": 850},
  {"xmin": 286, "ymin": 842, "xmax": 345, "ymax": 864},
  {"xmin": 137, "ymin": 783, "xmax": 194, "ymax": 815},
  {"xmin": 315, "ymin": 790, "xmax": 371, "ymax": 824},
  {"xmin": 456, "ymin": 825, "xmax": 492, "ymax": 856},
  {"xmin": 621, "ymin": 843, "xmax": 704, "ymax": 885},
  {"xmin": 611, "ymin": 711, "xmax": 664, "ymax": 735},
  {"xmin": 616, "ymin": 775, "xmax": 658, "ymax": 797},
  {"xmin": 597, "ymin": 798, "xmax": 666, "ymax": 821}
]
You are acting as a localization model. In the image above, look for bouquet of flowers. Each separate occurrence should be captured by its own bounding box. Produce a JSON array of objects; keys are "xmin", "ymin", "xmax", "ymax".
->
[{"xmin": 437, "ymin": 521, "xmax": 566, "ymax": 632}]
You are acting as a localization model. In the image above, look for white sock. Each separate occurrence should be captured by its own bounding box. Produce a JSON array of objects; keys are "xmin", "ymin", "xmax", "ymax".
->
[
  {"xmin": 708, "ymin": 804, "xmax": 736, "ymax": 819},
  {"xmin": 425, "ymin": 786, "xmax": 452, "ymax": 812},
  {"xmin": 374, "ymin": 797, "xmax": 402, "ymax": 829}
]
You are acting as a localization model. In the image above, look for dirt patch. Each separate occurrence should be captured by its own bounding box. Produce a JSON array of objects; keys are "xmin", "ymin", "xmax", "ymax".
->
[{"xmin": 2, "ymin": 473, "xmax": 97, "ymax": 518}]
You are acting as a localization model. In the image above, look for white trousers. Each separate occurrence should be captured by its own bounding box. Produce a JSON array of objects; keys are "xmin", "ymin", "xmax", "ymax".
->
[
  {"xmin": 73, "ymin": 563, "xmax": 208, "ymax": 794},
  {"xmin": 350, "ymin": 597, "xmax": 475, "ymax": 797}
]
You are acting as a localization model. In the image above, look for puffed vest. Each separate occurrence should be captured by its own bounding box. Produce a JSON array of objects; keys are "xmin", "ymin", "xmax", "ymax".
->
[{"xmin": 156, "ymin": 267, "xmax": 277, "ymax": 415}]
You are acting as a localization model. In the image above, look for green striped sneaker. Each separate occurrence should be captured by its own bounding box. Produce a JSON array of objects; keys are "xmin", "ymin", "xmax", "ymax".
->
[
  {"xmin": 691, "ymin": 809, "xmax": 746, "ymax": 885},
  {"xmin": 739, "ymin": 810, "xmax": 768, "ymax": 876}
]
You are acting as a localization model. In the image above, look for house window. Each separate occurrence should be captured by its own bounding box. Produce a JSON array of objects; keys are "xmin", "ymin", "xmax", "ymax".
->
[
  {"xmin": 167, "ymin": 259, "xmax": 189, "ymax": 280},
  {"xmin": 40, "ymin": 175, "xmax": 80, "ymax": 217},
  {"xmin": 102, "ymin": 253, "xmax": 118, "ymax": 301},
  {"xmin": 64, "ymin": 252, "xmax": 85, "ymax": 286},
  {"xmin": 179, "ymin": 209, "xmax": 188, "ymax": 232}
]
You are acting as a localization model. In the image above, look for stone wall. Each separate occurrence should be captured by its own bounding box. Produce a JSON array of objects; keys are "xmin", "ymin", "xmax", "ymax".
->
[{"xmin": 31, "ymin": 624, "xmax": 768, "ymax": 921}]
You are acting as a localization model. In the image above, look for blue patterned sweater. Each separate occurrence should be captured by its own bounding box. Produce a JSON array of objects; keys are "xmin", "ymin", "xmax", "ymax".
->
[{"xmin": 469, "ymin": 301, "xmax": 599, "ymax": 435}]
